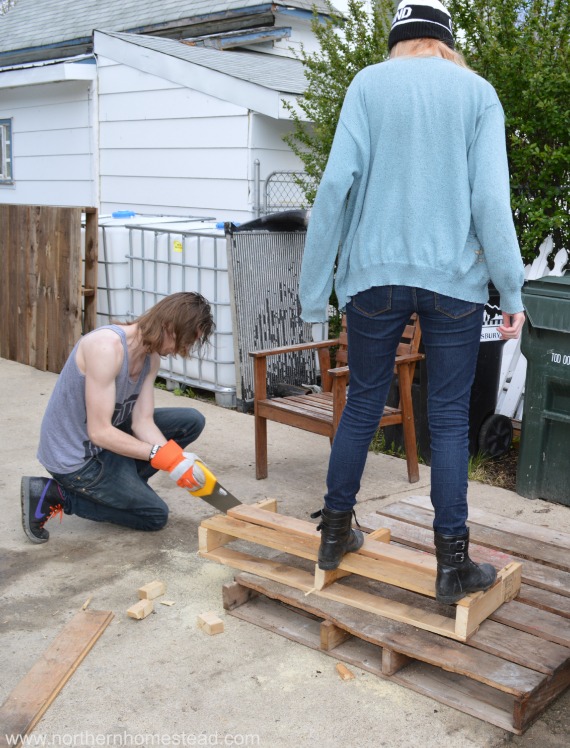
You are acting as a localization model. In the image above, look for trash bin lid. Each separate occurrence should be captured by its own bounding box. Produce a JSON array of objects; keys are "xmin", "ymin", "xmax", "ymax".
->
[{"xmin": 522, "ymin": 274, "xmax": 570, "ymax": 332}]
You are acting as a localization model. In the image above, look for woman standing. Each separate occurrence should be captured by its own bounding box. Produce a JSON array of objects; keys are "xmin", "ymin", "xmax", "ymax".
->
[{"xmin": 299, "ymin": 0, "xmax": 525, "ymax": 603}]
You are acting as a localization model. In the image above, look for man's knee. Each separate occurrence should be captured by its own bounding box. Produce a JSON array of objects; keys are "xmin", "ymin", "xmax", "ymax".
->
[
  {"xmin": 144, "ymin": 505, "xmax": 169, "ymax": 531},
  {"xmin": 185, "ymin": 409, "xmax": 205, "ymax": 444}
]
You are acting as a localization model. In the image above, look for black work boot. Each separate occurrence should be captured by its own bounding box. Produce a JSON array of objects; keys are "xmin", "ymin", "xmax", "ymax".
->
[
  {"xmin": 434, "ymin": 529, "xmax": 497, "ymax": 604},
  {"xmin": 312, "ymin": 506, "xmax": 364, "ymax": 571},
  {"xmin": 21, "ymin": 477, "xmax": 65, "ymax": 544}
]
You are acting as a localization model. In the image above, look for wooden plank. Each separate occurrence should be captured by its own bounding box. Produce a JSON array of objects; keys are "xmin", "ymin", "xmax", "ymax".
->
[
  {"xmin": 226, "ymin": 507, "xmax": 437, "ymax": 577},
  {"xmin": 403, "ymin": 495, "xmax": 570, "ymax": 553},
  {"xmin": 0, "ymin": 610, "xmax": 113, "ymax": 744},
  {"xmin": 35, "ymin": 206, "xmax": 51, "ymax": 371},
  {"xmin": 469, "ymin": 620, "xmax": 570, "ymax": 676},
  {"xmin": 83, "ymin": 208, "xmax": 98, "ymax": 333},
  {"xmin": 517, "ymin": 584, "xmax": 570, "ymax": 619},
  {"xmin": 392, "ymin": 662, "xmax": 519, "ymax": 734},
  {"xmin": 362, "ymin": 512, "xmax": 570, "ymax": 601},
  {"xmin": 257, "ymin": 401, "xmax": 333, "ymax": 437},
  {"xmin": 377, "ymin": 501, "xmax": 570, "ymax": 572},
  {"xmin": 490, "ymin": 600, "xmax": 570, "ymax": 648}
]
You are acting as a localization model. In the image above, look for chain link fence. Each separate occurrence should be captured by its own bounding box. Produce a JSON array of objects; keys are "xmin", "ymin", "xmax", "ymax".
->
[{"xmin": 263, "ymin": 171, "xmax": 314, "ymax": 214}]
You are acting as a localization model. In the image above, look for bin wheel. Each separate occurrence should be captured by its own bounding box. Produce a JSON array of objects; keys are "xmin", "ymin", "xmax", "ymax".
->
[{"xmin": 478, "ymin": 414, "xmax": 513, "ymax": 458}]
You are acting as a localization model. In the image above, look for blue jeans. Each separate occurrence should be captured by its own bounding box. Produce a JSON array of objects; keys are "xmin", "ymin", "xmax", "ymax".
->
[
  {"xmin": 50, "ymin": 408, "xmax": 205, "ymax": 531},
  {"xmin": 325, "ymin": 286, "xmax": 484, "ymax": 536}
]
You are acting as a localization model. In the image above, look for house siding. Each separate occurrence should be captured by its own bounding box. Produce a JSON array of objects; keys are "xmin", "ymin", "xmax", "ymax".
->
[
  {"xmin": 98, "ymin": 56, "xmax": 251, "ymax": 219},
  {"xmin": 97, "ymin": 56, "xmax": 305, "ymax": 220},
  {"xmin": 0, "ymin": 80, "xmax": 97, "ymax": 206}
]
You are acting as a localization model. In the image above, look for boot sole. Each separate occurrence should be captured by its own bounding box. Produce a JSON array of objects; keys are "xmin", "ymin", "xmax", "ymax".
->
[
  {"xmin": 21, "ymin": 477, "xmax": 49, "ymax": 544},
  {"xmin": 436, "ymin": 576, "xmax": 497, "ymax": 605}
]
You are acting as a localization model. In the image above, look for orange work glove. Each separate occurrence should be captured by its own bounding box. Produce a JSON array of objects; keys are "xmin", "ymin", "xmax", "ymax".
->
[{"xmin": 150, "ymin": 440, "xmax": 205, "ymax": 491}]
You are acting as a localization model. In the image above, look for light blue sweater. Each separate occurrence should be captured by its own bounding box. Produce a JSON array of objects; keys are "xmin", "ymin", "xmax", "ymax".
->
[{"xmin": 299, "ymin": 56, "xmax": 525, "ymax": 322}]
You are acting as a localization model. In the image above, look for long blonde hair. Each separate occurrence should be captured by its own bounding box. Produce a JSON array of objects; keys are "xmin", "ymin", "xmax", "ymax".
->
[{"xmin": 390, "ymin": 38, "xmax": 470, "ymax": 69}]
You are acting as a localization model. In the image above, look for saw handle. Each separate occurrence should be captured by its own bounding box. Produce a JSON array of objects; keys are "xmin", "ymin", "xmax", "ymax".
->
[{"xmin": 150, "ymin": 440, "xmax": 216, "ymax": 497}]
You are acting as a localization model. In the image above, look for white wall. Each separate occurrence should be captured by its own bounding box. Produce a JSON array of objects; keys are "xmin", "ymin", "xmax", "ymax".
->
[
  {"xmin": 0, "ymin": 80, "xmax": 97, "ymax": 206},
  {"xmin": 98, "ymin": 56, "xmax": 253, "ymax": 221}
]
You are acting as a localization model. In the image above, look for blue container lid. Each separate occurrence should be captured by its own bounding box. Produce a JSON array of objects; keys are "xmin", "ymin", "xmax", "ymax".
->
[{"xmin": 112, "ymin": 210, "xmax": 136, "ymax": 218}]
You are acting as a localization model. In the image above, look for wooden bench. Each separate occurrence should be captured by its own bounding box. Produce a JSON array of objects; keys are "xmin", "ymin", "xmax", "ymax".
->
[{"xmin": 250, "ymin": 314, "xmax": 424, "ymax": 483}]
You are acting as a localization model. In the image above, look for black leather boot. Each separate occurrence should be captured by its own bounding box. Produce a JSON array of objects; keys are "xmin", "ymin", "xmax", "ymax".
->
[
  {"xmin": 434, "ymin": 530, "xmax": 497, "ymax": 604},
  {"xmin": 312, "ymin": 507, "xmax": 364, "ymax": 570},
  {"xmin": 21, "ymin": 477, "xmax": 66, "ymax": 544}
]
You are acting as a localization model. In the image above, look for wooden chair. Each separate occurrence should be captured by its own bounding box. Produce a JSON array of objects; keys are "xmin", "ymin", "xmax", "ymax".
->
[{"xmin": 250, "ymin": 314, "xmax": 424, "ymax": 483}]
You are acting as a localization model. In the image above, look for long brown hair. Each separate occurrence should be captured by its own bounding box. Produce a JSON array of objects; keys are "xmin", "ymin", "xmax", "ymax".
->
[
  {"xmin": 135, "ymin": 292, "xmax": 214, "ymax": 356},
  {"xmin": 390, "ymin": 38, "xmax": 470, "ymax": 69}
]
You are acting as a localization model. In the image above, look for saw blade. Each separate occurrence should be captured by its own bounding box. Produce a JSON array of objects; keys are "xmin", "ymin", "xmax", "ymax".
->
[{"xmin": 201, "ymin": 481, "xmax": 242, "ymax": 512}]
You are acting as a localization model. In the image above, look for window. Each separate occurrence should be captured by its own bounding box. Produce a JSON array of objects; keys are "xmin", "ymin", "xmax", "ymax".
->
[{"xmin": 0, "ymin": 119, "xmax": 13, "ymax": 183}]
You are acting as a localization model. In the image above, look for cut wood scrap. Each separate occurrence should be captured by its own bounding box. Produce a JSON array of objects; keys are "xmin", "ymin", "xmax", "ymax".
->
[
  {"xmin": 0, "ymin": 610, "xmax": 113, "ymax": 744},
  {"xmin": 127, "ymin": 599, "xmax": 154, "ymax": 620},
  {"xmin": 336, "ymin": 662, "xmax": 356, "ymax": 681},
  {"xmin": 160, "ymin": 600, "xmax": 176, "ymax": 607},
  {"xmin": 197, "ymin": 611, "xmax": 224, "ymax": 635},
  {"xmin": 81, "ymin": 596, "xmax": 92, "ymax": 610},
  {"xmin": 138, "ymin": 580, "xmax": 166, "ymax": 600}
]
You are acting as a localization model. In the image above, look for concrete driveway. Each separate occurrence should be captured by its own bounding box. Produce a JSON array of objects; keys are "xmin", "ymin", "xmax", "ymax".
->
[{"xmin": 1, "ymin": 357, "xmax": 568, "ymax": 747}]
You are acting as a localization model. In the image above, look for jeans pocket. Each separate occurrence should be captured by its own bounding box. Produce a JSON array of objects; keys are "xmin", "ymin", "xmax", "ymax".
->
[
  {"xmin": 351, "ymin": 286, "xmax": 392, "ymax": 317},
  {"xmin": 434, "ymin": 293, "xmax": 479, "ymax": 319},
  {"xmin": 59, "ymin": 457, "xmax": 105, "ymax": 492}
]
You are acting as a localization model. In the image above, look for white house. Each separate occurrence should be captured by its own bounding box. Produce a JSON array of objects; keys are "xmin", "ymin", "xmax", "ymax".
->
[{"xmin": 0, "ymin": 0, "xmax": 337, "ymax": 220}]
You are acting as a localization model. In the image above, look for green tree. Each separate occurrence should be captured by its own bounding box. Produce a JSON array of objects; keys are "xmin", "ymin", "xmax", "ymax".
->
[
  {"xmin": 449, "ymin": 0, "xmax": 569, "ymax": 262},
  {"xmin": 286, "ymin": 0, "xmax": 569, "ymax": 263},
  {"xmin": 283, "ymin": 0, "xmax": 394, "ymax": 205}
]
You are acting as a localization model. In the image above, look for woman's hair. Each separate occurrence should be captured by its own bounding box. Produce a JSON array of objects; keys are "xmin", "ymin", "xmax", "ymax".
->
[
  {"xmin": 135, "ymin": 292, "xmax": 215, "ymax": 356},
  {"xmin": 390, "ymin": 38, "xmax": 470, "ymax": 69}
]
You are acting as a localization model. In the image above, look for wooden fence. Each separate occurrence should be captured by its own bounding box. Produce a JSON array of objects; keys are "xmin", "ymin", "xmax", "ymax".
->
[{"xmin": 0, "ymin": 204, "xmax": 98, "ymax": 373}]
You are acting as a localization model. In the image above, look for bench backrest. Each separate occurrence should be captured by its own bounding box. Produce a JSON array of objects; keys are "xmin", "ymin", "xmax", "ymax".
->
[{"xmin": 335, "ymin": 313, "xmax": 421, "ymax": 367}]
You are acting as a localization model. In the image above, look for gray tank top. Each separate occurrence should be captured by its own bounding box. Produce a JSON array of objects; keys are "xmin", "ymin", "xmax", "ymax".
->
[{"xmin": 37, "ymin": 325, "xmax": 151, "ymax": 474}]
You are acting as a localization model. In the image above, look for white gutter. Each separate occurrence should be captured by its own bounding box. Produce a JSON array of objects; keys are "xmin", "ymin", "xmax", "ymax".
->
[{"xmin": 0, "ymin": 57, "xmax": 96, "ymax": 88}]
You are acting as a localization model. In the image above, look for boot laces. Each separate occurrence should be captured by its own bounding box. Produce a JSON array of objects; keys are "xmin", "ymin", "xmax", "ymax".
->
[
  {"xmin": 40, "ymin": 503, "xmax": 64, "ymax": 528},
  {"xmin": 310, "ymin": 509, "xmax": 322, "ymax": 531},
  {"xmin": 310, "ymin": 508, "xmax": 361, "ymax": 532}
]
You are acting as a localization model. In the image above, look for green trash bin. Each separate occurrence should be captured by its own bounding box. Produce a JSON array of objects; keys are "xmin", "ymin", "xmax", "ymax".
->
[{"xmin": 516, "ymin": 275, "xmax": 570, "ymax": 505}]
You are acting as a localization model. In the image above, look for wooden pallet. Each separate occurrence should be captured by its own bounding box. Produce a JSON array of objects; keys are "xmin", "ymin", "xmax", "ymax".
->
[
  {"xmin": 206, "ymin": 499, "xmax": 570, "ymax": 735},
  {"xmin": 199, "ymin": 499, "xmax": 521, "ymax": 642}
]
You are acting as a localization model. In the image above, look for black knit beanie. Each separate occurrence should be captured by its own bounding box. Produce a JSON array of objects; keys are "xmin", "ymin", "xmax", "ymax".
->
[{"xmin": 388, "ymin": 0, "xmax": 455, "ymax": 51}]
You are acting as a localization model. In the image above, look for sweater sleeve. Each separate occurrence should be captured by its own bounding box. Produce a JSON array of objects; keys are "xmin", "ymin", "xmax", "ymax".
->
[
  {"xmin": 468, "ymin": 102, "xmax": 525, "ymax": 313},
  {"xmin": 299, "ymin": 89, "xmax": 366, "ymax": 322}
]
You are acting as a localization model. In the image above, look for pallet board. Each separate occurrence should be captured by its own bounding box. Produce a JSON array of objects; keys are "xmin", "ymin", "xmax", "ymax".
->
[
  {"xmin": 0, "ymin": 609, "xmax": 113, "ymax": 745},
  {"xmin": 199, "ymin": 500, "xmax": 521, "ymax": 642},
  {"xmin": 199, "ymin": 497, "xmax": 569, "ymax": 734}
]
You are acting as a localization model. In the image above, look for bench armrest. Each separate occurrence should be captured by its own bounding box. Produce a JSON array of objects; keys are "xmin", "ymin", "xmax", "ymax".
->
[{"xmin": 250, "ymin": 338, "xmax": 340, "ymax": 359}]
